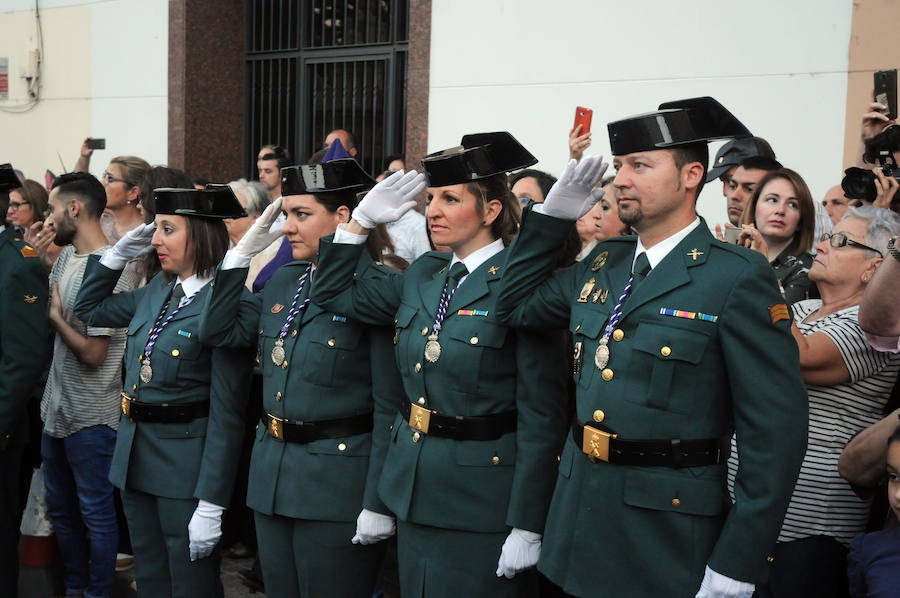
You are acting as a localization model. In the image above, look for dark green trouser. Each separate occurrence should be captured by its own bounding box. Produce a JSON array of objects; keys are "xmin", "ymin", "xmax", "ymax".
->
[{"xmin": 255, "ymin": 511, "xmax": 384, "ymax": 597}]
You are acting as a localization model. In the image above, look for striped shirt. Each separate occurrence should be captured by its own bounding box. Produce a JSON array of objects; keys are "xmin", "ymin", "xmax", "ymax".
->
[
  {"xmin": 729, "ymin": 300, "xmax": 900, "ymax": 546},
  {"xmin": 41, "ymin": 246, "xmax": 134, "ymax": 437}
]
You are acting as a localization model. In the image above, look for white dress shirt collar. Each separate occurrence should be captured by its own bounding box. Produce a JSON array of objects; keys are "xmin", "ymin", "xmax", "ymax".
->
[
  {"xmin": 449, "ymin": 238, "xmax": 505, "ymax": 284},
  {"xmin": 176, "ymin": 273, "xmax": 213, "ymax": 305},
  {"xmin": 633, "ymin": 217, "xmax": 701, "ymax": 271}
]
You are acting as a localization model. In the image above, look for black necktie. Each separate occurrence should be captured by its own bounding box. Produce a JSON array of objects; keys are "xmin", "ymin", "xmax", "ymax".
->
[
  {"xmin": 446, "ymin": 261, "xmax": 469, "ymax": 290},
  {"xmin": 165, "ymin": 283, "xmax": 185, "ymax": 318},
  {"xmin": 632, "ymin": 252, "xmax": 651, "ymax": 287}
]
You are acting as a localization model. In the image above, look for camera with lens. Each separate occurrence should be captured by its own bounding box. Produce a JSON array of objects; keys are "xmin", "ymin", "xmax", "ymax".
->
[{"xmin": 842, "ymin": 149, "xmax": 900, "ymax": 203}]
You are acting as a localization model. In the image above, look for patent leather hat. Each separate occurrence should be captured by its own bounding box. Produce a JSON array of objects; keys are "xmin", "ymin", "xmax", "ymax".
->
[
  {"xmin": 607, "ymin": 97, "xmax": 751, "ymax": 156},
  {"xmin": 280, "ymin": 158, "xmax": 375, "ymax": 196},
  {"xmin": 421, "ymin": 132, "xmax": 538, "ymax": 187},
  {"xmin": 153, "ymin": 185, "xmax": 247, "ymax": 219},
  {"xmin": 0, "ymin": 163, "xmax": 22, "ymax": 193}
]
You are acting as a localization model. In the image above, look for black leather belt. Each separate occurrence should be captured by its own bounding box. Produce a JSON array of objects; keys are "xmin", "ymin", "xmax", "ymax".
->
[
  {"xmin": 572, "ymin": 421, "xmax": 728, "ymax": 468},
  {"xmin": 262, "ymin": 410, "xmax": 373, "ymax": 443},
  {"xmin": 120, "ymin": 393, "xmax": 209, "ymax": 424},
  {"xmin": 401, "ymin": 401, "xmax": 517, "ymax": 441}
]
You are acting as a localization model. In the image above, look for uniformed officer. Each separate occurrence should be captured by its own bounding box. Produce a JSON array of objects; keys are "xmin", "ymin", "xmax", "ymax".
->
[
  {"xmin": 197, "ymin": 158, "xmax": 397, "ymax": 597},
  {"xmin": 495, "ymin": 98, "xmax": 809, "ymax": 598},
  {"xmin": 311, "ymin": 133, "xmax": 569, "ymax": 597},
  {"xmin": 0, "ymin": 163, "xmax": 48, "ymax": 597},
  {"xmin": 73, "ymin": 186, "xmax": 253, "ymax": 598}
]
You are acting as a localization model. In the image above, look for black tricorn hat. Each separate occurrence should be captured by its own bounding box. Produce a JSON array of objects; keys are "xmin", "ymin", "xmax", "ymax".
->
[
  {"xmin": 153, "ymin": 185, "xmax": 247, "ymax": 219},
  {"xmin": 706, "ymin": 136, "xmax": 777, "ymax": 182},
  {"xmin": 0, "ymin": 163, "xmax": 22, "ymax": 193},
  {"xmin": 280, "ymin": 158, "xmax": 375, "ymax": 196},
  {"xmin": 421, "ymin": 131, "xmax": 538, "ymax": 187},
  {"xmin": 607, "ymin": 97, "xmax": 751, "ymax": 156}
]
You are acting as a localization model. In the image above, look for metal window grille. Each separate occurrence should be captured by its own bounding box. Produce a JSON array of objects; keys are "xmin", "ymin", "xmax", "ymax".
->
[{"xmin": 245, "ymin": 0, "xmax": 409, "ymax": 178}]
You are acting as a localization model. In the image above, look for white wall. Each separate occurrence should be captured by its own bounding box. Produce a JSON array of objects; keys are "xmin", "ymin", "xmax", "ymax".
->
[
  {"xmin": 0, "ymin": 0, "xmax": 167, "ymax": 182},
  {"xmin": 428, "ymin": 0, "xmax": 853, "ymax": 227}
]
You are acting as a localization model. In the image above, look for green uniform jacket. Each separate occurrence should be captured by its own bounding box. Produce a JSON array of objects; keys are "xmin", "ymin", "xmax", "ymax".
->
[
  {"xmin": 73, "ymin": 256, "xmax": 252, "ymax": 506},
  {"xmin": 495, "ymin": 209, "xmax": 808, "ymax": 596},
  {"xmin": 0, "ymin": 228, "xmax": 48, "ymax": 451},
  {"xmin": 197, "ymin": 258, "xmax": 398, "ymax": 521},
  {"xmin": 311, "ymin": 238, "xmax": 569, "ymax": 534}
]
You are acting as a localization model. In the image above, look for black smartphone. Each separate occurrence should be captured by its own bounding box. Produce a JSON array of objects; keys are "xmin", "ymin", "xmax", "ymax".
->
[
  {"xmin": 86, "ymin": 138, "xmax": 106, "ymax": 150},
  {"xmin": 874, "ymin": 70, "xmax": 897, "ymax": 120}
]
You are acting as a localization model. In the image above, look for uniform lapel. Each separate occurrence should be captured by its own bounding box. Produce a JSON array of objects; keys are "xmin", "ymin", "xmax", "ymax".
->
[
  {"xmin": 621, "ymin": 224, "xmax": 711, "ymax": 319},
  {"xmin": 167, "ymin": 281, "xmax": 210, "ymax": 325},
  {"xmin": 417, "ymin": 255, "xmax": 452, "ymax": 319},
  {"xmin": 447, "ymin": 248, "xmax": 506, "ymax": 313}
]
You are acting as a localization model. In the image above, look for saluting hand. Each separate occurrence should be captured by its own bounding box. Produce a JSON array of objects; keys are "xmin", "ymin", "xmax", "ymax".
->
[
  {"xmin": 539, "ymin": 155, "xmax": 609, "ymax": 221},
  {"xmin": 232, "ymin": 196, "xmax": 285, "ymax": 260},
  {"xmin": 101, "ymin": 222, "xmax": 156, "ymax": 270},
  {"xmin": 351, "ymin": 169, "xmax": 426, "ymax": 230}
]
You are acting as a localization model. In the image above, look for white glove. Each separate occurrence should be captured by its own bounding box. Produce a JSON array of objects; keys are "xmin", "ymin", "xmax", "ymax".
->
[
  {"xmin": 350, "ymin": 508, "xmax": 396, "ymax": 545},
  {"xmin": 100, "ymin": 222, "xmax": 156, "ymax": 269},
  {"xmin": 226, "ymin": 197, "xmax": 284, "ymax": 268},
  {"xmin": 187, "ymin": 499, "xmax": 225, "ymax": 561},
  {"xmin": 537, "ymin": 155, "xmax": 609, "ymax": 220},
  {"xmin": 695, "ymin": 565, "xmax": 755, "ymax": 598},
  {"xmin": 495, "ymin": 528, "xmax": 542, "ymax": 579},
  {"xmin": 351, "ymin": 170, "xmax": 426, "ymax": 229}
]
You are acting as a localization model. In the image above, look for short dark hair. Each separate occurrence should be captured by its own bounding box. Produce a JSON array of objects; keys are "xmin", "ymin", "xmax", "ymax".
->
[
  {"xmin": 508, "ymin": 169, "xmax": 558, "ymax": 201},
  {"xmin": 739, "ymin": 156, "xmax": 783, "ymax": 172},
  {"xmin": 185, "ymin": 217, "xmax": 230, "ymax": 278},
  {"xmin": 382, "ymin": 154, "xmax": 404, "ymax": 171},
  {"xmin": 261, "ymin": 152, "xmax": 292, "ymax": 172},
  {"xmin": 670, "ymin": 142, "xmax": 709, "ymax": 198},
  {"xmin": 863, "ymin": 126, "xmax": 900, "ymax": 165},
  {"xmin": 51, "ymin": 172, "xmax": 106, "ymax": 218}
]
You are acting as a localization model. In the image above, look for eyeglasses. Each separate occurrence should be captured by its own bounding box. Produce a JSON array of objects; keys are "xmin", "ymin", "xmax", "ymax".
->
[
  {"xmin": 7, "ymin": 201, "xmax": 28, "ymax": 211},
  {"xmin": 101, "ymin": 171, "xmax": 130, "ymax": 186},
  {"xmin": 819, "ymin": 232, "xmax": 884, "ymax": 257}
]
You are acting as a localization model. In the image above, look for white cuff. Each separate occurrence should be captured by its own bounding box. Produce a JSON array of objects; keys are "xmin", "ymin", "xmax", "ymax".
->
[
  {"xmin": 334, "ymin": 223, "xmax": 368, "ymax": 245},
  {"xmin": 222, "ymin": 249, "xmax": 252, "ymax": 270}
]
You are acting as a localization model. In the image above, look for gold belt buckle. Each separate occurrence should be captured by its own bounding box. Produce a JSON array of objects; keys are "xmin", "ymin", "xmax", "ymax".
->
[
  {"xmin": 267, "ymin": 414, "xmax": 285, "ymax": 440},
  {"xmin": 408, "ymin": 403, "xmax": 432, "ymax": 434},
  {"xmin": 582, "ymin": 425, "xmax": 617, "ymax": 462},
  {"xmin": 120, "ymin": 393, "xmax": 133, "ymax": 419}
]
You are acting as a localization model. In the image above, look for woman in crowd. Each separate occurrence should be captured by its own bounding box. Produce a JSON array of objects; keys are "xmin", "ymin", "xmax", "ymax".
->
[
  {"xmin": 197, "ymin": 158, "xmax": 396, "ymax": 597},
  {"xmin": 310, "ymin": 132, "xmax": 568, "ymax": 597},
  {"xmin": 743, "ymin": 206, "xmax": 900, "ymax": 598},
  {"xmin": 737, "ymin": 168, "xmax": 818, "ymax": 304},
  {"xmin": 6, "ymin": 178, "xmax": 47, "ymax": 232},
  {"xmin": 100, "ymin": 155, "xmax": 151, "ymax": 243},
  {"xmin": 592, "ymin": 179, "xmax": 630, "ymax": 242},
  {"xmin": 73, "ymin": 187, "xmax": 252, "ymax": 598}
]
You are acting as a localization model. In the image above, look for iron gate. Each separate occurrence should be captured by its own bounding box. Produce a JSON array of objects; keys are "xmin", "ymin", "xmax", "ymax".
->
[{"xmin": 245, "ymin": 0, "xmax": 409, "ymax": 178}]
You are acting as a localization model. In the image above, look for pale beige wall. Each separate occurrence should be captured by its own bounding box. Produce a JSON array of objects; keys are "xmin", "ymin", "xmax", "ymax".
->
[
  {"xmin": 0, "ymin": 4, "xmax": 91, "ymax": 180},
  {"xmin": 843, "ymin": 0, "xmax": 900, "ymax": 171}
]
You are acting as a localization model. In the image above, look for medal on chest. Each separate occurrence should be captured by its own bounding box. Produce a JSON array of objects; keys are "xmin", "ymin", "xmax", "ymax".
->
[
  {"xmin": 271, "ymin": 339, "xmax": 286, "ymax": 366},
  {"xmin": 140, "ymin": 358, "xmax": 153, "ymax": 383},
  {"xmin": 424, "ymin": 334, "xmax": 442, "ymax": 363},
  {"xmin": 271, "ymin": 266, "xmax": 312, "ymax": 368}
]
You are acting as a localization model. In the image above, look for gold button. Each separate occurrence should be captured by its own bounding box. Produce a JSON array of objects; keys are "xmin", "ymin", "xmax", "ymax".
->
[
  {"xmin": 491, "ymin": 456, "xmax": 500, "ymax": 465},
  {"xmin": 575, "ymin": 324, "xmax": 581, "ymax": 332},
  {"xmin": 171, "ymin": 349, "xmax": 180, "ymax": 357},
  {"xmin": 338, "ymin": 443, "xmax": 347, "ymax": 451},
  {"xmin": 275, "ymin": 391, "xmax": 282, "ymax": 401},
  {"xmin": 593, "ymin": 409, "xmax": 605, "ymax": 423},
  {"xmin": 259, "ymin": 329, "xmax": 264, "ymax": 335},
  {"xmin": 660, "ymin": 346, "xmax": 671, "ymax": 357},
  {"xmin": 282, "ymin": 361, "xmax": 288, "ymax": 369},
  {"xmin": 421, "ymin": 327, "xmax": 429, "ymax": 336},
  {"xmin": 767, "ymin": 556, "xmax": 775, "ymax": 563},
  {"xmin": 557, "ymin": 455, "xmax": 561, "ymax": 462},
  {"xmin": 327, "ymin": 338, "xmax": 336, "ymax": 347},
  {"xmin": 470, "ymin": 336, "xmax": 479, "ymax": 345},
  {"xmin": 601, "ymin": 368, "xmax": 614, "ymax": 381},
  {"xmin": 132, "ymin": 384, "xmax": 137, "ymax": 391},
  {"xmin": 671, "ymin": 498, "xmax": 681, "ymax": 507},
  {"xmin": 612, "ymin": 329, "xmax": 624, "ymax": 341},
  {"xmin": 417, "ymin": 397, "xmax": 426, "ymax": 405},
  {"xmin": 412, "ymin": 431, "xmax": 420, "ymax": 442},
  {"xmin": 415, "ymin": 362, "xmax": 422, "ymax": 373},
  {"xmin": 291, "ymin": 330, "xmax": 298, "ymax": 337}
]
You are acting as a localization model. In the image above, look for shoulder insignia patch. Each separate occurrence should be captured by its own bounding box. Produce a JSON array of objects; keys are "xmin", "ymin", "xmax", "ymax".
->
[
  {"xmin": 769, "ymin": 303, "xmax": 790, "ymax": 324},
  {"xmin": 24, "ymin": 295, "xmax": 38, "ymax": 304},
  {"xmin": 21, "ymin": 245, "xmax": 38, "ymax": 258}
]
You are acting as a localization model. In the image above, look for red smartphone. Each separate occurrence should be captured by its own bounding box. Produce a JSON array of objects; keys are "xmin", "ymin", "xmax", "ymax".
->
[{"xmin": 574, "ymin": 106, "xmax": 593, "ymax": 135}]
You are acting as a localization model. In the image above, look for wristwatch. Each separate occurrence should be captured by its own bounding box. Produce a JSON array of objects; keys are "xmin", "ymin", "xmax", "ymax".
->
[{"xmin": 888, "ymin": 237, "xmax": 900, "ymax": 262}]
